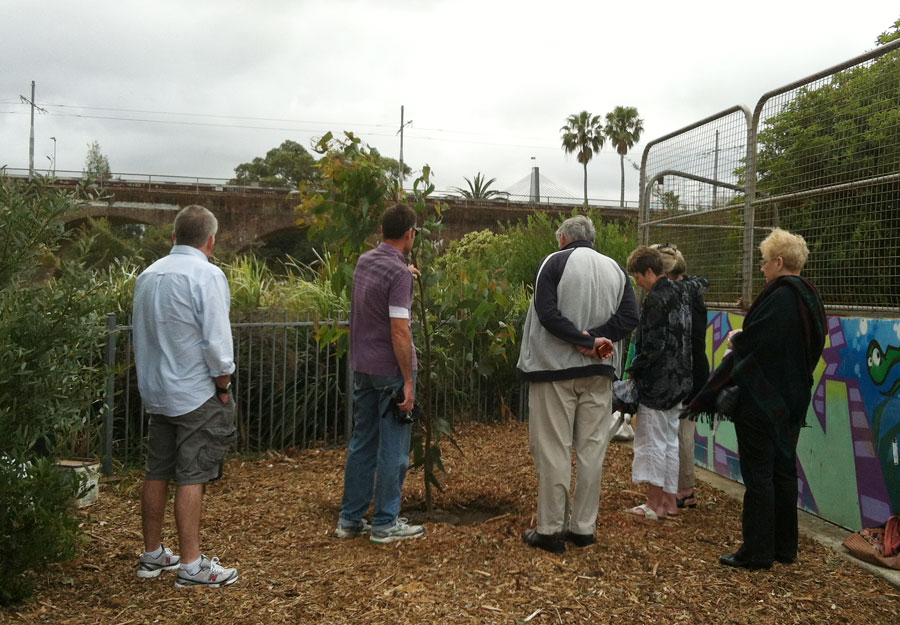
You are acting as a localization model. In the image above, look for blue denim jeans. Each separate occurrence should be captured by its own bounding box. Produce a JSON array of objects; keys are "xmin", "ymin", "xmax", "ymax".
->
[{"xmin": 339, "ymin": 371, "xmax": 414, "ymax": 532}]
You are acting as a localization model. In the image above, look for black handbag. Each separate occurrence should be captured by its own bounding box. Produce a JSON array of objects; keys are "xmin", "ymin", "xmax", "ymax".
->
[{"xmin": 715, "ymin": 384, "xmax": 740, "ymax": 417}]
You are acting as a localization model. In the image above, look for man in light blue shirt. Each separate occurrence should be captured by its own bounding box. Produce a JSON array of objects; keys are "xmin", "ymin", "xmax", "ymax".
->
[{"xmin": 133, "ymin": 205, "xmax": 239, "ymax": 588}]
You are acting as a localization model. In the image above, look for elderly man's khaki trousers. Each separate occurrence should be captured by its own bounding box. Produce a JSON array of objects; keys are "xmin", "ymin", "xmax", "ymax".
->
[{"xmin": 528, "ymin": 376, "xmax": 614, "ymax": 536}]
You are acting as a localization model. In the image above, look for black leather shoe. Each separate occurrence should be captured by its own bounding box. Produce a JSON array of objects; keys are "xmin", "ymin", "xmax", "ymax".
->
[
  {"xmin": 565, "ymin": 531, "xmax": 596, "ymax": 547},
  {"xmin": 719, "ymin": 552, "xmax": 772, "ymax": 570},
  {"xmin": 523, "ymin": 529, "xmax": 565, "ymax": 554}
]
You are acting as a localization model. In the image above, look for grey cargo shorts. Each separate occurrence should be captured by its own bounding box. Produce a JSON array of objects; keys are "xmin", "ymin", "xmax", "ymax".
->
[{"xmin": 145, "ymin": 394, "xmax": 236, "ymax": 486}]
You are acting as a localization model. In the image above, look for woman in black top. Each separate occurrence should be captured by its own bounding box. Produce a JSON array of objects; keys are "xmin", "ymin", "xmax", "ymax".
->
[{"xmin": 684, "ymin": 228, "xmax": 826, "ymax": 569}]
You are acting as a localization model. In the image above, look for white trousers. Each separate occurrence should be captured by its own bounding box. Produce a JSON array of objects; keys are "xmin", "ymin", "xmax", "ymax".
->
[
  {"xmin": 528, "ymin": 376, "xmax": 615, "ymax": 535},
  {"xmin": 632, "ymin": 403, "xmax": 681, "ymax": 494}
]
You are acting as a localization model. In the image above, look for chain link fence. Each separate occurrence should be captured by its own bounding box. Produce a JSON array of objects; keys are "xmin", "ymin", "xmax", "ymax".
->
[{"xmin": 640, "ymin": 39, "xmax": 900, "ymax": 312}]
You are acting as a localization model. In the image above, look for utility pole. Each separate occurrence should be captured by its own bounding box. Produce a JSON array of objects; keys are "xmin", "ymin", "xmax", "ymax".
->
[
  {"xmin": 397, "ymin": 105, "xmax": 412, "ymax": 189},
  {"xmin": 20, "ymin": 81, "xmax": 46, "ymax": 179}
]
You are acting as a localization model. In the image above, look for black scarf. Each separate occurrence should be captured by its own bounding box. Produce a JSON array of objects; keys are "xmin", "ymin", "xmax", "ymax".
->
[{"xmin": 681, "ymin": 275, "xmax": 826, "ymax": 428}]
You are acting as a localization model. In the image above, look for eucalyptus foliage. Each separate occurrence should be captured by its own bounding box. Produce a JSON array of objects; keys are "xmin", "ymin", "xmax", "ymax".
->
[
  {"xmin": 298, "ymin": 131, "xmax": 404, "ymax": 294},
  {"xmin": 0, "ymin": 457, "xmax": 81, "ymax": 605},
  {"xmin": 0, "ymin": 177, "xmax": 107, "ymax": 459},
  {"xmin": 0, "ymin": 176, "xmax": 106, "ymax": 604},
  {"xmin": 84, "ymin": 140, "xmax": 111, "ymax": 182}
]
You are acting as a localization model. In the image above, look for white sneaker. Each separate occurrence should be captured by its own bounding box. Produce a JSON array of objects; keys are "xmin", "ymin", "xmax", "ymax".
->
[
  {"xmin": 136, "ymin": 544, "xmax": 180, "ymax": 578},
  {"xmin": 174, "ymin": 555, "xmax": 238, "ymax": 588},
  {"xmin": 334, "ymin": 520, "xmax": 372, "ymax": 538},
  {"xmin": 370, "ymin": 518, "xmax": 425, "ymax": 544}
]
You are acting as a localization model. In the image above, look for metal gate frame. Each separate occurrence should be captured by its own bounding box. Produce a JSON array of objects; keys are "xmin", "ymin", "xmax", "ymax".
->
[{"xmin": 639, "ymin": 37, "xmax": 900, "ymax": 311}]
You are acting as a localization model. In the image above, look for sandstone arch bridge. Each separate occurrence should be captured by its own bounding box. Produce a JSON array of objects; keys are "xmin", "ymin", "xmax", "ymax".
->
[{"xmin": 49, "ymin": 177, "xmax": 636, "ymax": 250}]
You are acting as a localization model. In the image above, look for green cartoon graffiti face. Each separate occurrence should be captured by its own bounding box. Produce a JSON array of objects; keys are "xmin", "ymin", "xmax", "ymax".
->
[
  {"xmin": 868, "ymin": 340, "xmax": 888, "ymax": 384},
  {"xmin": 868, "ymin": 339, "xmax": 900, "ymax": 396}
]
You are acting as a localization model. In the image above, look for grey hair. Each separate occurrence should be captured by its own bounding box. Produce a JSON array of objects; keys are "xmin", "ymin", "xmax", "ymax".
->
[
  {"xmin": 174, "ymin": 205, "xmax": 218, "ymax": 247},
  {"xmin": 556, "ymin": 215, "xmax": 595, "ymax": 246}
]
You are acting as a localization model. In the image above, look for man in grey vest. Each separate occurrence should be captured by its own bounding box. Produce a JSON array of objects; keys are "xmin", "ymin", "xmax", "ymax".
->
[{"xmin": 517, "ymin": 215, "xmax": 639, "ymax": 553}]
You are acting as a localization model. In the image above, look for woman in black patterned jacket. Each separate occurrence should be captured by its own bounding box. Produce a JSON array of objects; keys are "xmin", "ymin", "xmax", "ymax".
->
[
  {"xmin": 624, "ymin": 246, "xmax": 694, "ymax": 521},
  {"xmin": 652, "ymin": 244, "xmax": 709, "ymax": 509}
]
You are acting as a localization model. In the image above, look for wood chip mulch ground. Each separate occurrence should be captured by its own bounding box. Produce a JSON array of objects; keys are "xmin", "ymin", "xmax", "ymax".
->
[{"xmin": 2, "ymin": 422, "xmax": 897, "ymax": 625}]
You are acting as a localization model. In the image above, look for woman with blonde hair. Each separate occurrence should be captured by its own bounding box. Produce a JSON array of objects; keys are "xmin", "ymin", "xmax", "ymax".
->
[{"xmin": 683, "ymin": 228, "xmax": 826, "ymax": 569}]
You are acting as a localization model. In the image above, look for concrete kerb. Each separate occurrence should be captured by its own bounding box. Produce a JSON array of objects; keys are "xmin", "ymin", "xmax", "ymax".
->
[{"xmin": 695, "ymin": 465, "xmax": 900, "ymax": 589}]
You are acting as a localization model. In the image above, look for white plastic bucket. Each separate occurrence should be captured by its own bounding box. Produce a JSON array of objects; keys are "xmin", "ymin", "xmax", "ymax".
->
[{"xmin": 56, "ymin": 459, "xmax": 101, "ymax": 508}]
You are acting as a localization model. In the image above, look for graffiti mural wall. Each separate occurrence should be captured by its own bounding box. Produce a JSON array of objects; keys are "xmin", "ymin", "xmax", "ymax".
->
[{"xmin": 695, "ymin": 311, "xmax": 900, "ymax": 531}]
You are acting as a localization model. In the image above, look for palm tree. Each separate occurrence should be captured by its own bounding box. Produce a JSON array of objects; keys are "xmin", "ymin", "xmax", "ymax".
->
[
  {"xmin": 452, "ymin": 172, "xmax": 508, "ymax": 199},
  {"xmin": 604, "ymin": 106, "xmax": 644, "ymax": 208},
  {"xmin": 560, "ymin": 111, "xmax": 605, "ymax": 207}
]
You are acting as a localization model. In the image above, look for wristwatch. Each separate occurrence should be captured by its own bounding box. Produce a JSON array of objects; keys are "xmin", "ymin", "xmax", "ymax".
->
[{"xmin": 215, "ymin": 381, "xmax": 232, "ymax": 395}]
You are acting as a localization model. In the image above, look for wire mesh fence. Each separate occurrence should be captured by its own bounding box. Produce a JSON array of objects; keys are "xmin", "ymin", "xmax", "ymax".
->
[
  {"xmin": 639, "ymin": 106, "xmax": 752, "ymax": 307},
  {"xmin": 640, "ymin": 39, "xmax": 900, "ymax": 312},
  {"xmin": 750, "ymin": 44, "xmax": 900, "ymax": 310}
]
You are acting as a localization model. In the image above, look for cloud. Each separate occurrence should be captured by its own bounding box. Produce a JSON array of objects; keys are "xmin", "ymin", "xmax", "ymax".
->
[{"xmin": 2, "ymin": 0, "xmax": 897, "ymax": 202}]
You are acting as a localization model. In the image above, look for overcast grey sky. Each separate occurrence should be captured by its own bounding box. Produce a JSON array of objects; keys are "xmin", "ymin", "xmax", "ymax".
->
[{"xmin": 1, "ymin": 1, "xmax": 897, "ymax": 203}]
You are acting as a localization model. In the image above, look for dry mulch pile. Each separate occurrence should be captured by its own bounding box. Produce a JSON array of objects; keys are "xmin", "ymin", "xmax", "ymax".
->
[{"xmin": 2, "ymin": 422, "xmax": 897, "ymax": 625}]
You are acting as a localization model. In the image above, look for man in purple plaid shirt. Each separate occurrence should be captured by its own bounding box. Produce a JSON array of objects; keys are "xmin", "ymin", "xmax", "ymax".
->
[{"xmin": 334, "ymin": 204, "xmax": 426, "ymax": 544}]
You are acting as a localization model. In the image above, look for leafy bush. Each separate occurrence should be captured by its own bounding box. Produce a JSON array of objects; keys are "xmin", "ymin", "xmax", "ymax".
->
[
  {"xmin": 64, "ymin": 218, "xmax": 173, "ymax": 271},
  {"xmin": 0, "ymin": 178, "xmax": 107, "ymax": 459},
  {"xmin": 0, "ymin": 176, "xmax": 106, "ymax": 603},
  {"xmin": 427, "ymin": 211, "xmax": 636, "ymax": 422},
  {"xmin": 0, "ymin": 457, "xmax": 81, "ymax": 605}
]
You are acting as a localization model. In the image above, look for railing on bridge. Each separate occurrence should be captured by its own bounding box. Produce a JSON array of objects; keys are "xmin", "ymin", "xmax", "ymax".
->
[
  {"xmin": 1, "ymin": 167, "xmax": 293, "ymax": 196},
  {"xmin": 2, "ymin": 167, "xmax": 639, "ymax": 210}
]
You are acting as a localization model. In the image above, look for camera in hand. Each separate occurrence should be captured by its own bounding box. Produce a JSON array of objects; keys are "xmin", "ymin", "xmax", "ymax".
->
[{"xmin": 389, "ymin": 389, "xmax": 422, "ymax": 424}]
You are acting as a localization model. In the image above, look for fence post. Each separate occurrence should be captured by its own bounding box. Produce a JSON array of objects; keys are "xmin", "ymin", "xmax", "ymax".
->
[{"xmin": 102, "ymin": 312, "xmax": 117, "ymax": 475}]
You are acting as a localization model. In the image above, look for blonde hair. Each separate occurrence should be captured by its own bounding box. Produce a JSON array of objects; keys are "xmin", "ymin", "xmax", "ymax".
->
[
  {"xmin": 650, "ymin": 243, "xmax": 686, "ymax": 277},
  {"xmin": 760, "ymin": 228, "xmax": 809, "ymax": 272}
]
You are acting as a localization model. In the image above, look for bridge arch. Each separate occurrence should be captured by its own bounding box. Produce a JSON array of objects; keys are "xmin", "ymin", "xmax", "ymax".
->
[{"xmin": 49, "ymin": 178, "xmax": 637, "ymax": 250}]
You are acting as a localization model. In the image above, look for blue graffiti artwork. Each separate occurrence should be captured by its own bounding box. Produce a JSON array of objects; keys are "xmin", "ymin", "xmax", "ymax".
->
[{"xmin": 838, "ymin": 318, "xmax": 900, "ymax": 518}]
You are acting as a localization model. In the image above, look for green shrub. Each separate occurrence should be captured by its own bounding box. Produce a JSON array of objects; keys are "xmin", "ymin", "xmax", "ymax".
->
[
  {"xmin": 0, "ymin": 176, "xmax": 105, "ymax": 603},
  {"xmin": 0, "ymin": 456, "xmax": 81, "ymax": 605},
  {"xmin": 426, "ymin": 211, "xmax": 636, "ymax": 422},
  {"xmin": 64, "ymin": 218, "xmax": 173, "ymax": 272}
]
